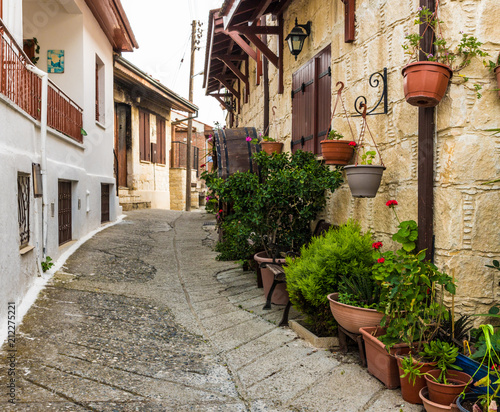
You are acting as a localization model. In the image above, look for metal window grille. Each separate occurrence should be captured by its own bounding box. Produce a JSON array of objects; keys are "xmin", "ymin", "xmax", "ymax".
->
[{"xmin": 18, "ymin": 174, "xmax": 30, "ymax": 248}]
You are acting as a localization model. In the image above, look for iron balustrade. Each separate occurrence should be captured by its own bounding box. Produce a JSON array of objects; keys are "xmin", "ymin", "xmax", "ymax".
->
[{"xmin": 0, "ymin": 19, "xmax": 83, "ymax": 142}]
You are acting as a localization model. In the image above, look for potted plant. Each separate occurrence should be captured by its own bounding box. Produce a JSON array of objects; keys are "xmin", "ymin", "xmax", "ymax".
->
[
  {"xmin": 344, "ymin": 148, "xmax": 386, "ymax": 198},
  {"xmin": 486, "ymin": 53, "xmax": 500, "ymax": 98},
  {"xmin": 402, "ymin": 6, "xmax": 489, "ymax": 107},
  {"xmin": 398, "ymin": 352, "xmax": 437, "ymax": 404},
  {"xmin": 360, "ymin": 201, "xmax": 456, "ymax": 389},
  {"xmin": 258, "ymin": 135, "xmax": 284, "ymax": 155},
  {"xmin": 327, "ymin": 263, "xmax": 384, "ymax": 334},
  {"xmin": 285, "ymin": 220, "xmax": 374, "ymax": 337},
  {"xmin": 456, "ymin": 325, "xmax": 500, "ymax": 412},
  {"xmin": 320, "ymin": 129, "xmax": 356, "ymax": 165}
]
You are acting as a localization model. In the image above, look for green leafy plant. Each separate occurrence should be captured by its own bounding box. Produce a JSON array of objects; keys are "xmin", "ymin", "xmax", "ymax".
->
[
  {"xmin": 327, "ymin": 129, "xmax": 344, "ymax": 140},
  {"xmin": 261, "ymin": 135, "xmax": 276, "ymax": 142},
  {"xmin": 372, "ymin": 201, "xmax": 456, "ymax": 349},
  {"xmin": 419, "ymin": 340, "xmax": 462, "ymax": 384},
  {"xmin": 485, "ymin": 53, "xmax": 500, "ymax": 72},
  {"xmin": 361, "ymin": 150, "xmax": 376, "ymax": 165},
  {"xmin": 41, "ymin": 256, "xmax": 54, "ymax": 273},
  {"xmin": 399, "ymin": 353, "xmax": 426, "ymax": 386},
  {"xmin": 338, "ymin": 271, "xmax": 381, "ymax": 309},
  {"xmin": 285, "ymin": 220, "xmax": 374, "ymax": 336}
]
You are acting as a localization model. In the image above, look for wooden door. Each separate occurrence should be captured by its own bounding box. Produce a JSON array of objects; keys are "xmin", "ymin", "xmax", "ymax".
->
[
  {"xmin": 101, "ymin": 184, "xmax": 110, "ymax": 223},
  {"xmin": 115, "ymin": 104, "xmax": 128, "ymax": 187},
  {"xmin": 58, "ymin": 181, "xmax": 72, "ymax": 245}
]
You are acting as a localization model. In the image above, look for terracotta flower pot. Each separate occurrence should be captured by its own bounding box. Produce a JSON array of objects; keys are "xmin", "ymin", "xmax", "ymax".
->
[
  {"xmin": 495, "ymin": 66, "xmax": 500, "ymax": 98},
  {"xmin": 343, "ymin": 165, "xmax": 386, "ymax": 198},
  {"xmin": 402, "ymin": 61, "xmax": 453, "ymax": 107},
  {"xmin": 320, "ymin": 140, "xmax": 354, "ymax": 165},
  {"xmin": 425, "ymin": 369, "xmax": 471, "ymax": 406},
  {"xmin": 359, "ymin": 326, "xmax": 412, "ymax": 389},
  {"xmin": 260, "ymin": 141, "xmax": 283, "ymax": 155},
  {"xmin": 419, "ymin": 387, "xmax": 456, "ymax": 412},
  {"xmin": 327, "ymin": 293, "xmax": 384, "ymax": 334},
  {"xmin": 254, "ymin": 251, "xmax": 288, "ymax": 305},
  {"xmin": 397, "ymin": 356, "xmax": 437, "ymax": 405}
]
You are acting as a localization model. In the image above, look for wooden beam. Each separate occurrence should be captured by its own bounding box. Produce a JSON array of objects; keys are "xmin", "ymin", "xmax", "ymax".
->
[
  {"xmin": 341, "ymin": 0, "xmax": 355, "ymax": 43},
  {"xmin": 208, "ymin": 93, "xmax": 232, "ymax": 98},
  {"xmin": 216, "ymin": 55, "xmax": 250, "ymax": 92},
  {"xmin": 212, "ymin": 54, "xmax": 247, "ymax": 61},
  {"xmin": 236, "ymin": 26, "xmax": 279, "ymax": 68},
  {"xmin": 272, "ymin": 0, "xmax": 293, "ymax": 17},
  {"xmin": 228, "ymin": 25, "xmax": 280, "ymax": 35},
  {"xmin": 224, "ymin": 30, "xmax": 258, "ymax": 62},
  {"xmin": 244, "ymin": 56, "xmax": 249, "ymax": 103},
  {"xmin": 249, "ymin": 0, "xmax": 274, "ymax": 23},
  {"xmin": 223, "ymin": 0, "xmax": 244, "ymax": 30},
  {"xmin": 278, "ymin": 14, "xmax": 284, "ymax": 94},
  {"xmin": 215, "ymin": 75, "xmax": 240, "ymax": 99},
  {"xmin": 417, "ymin": 0, "xmax": 436, "ymax": 261}
]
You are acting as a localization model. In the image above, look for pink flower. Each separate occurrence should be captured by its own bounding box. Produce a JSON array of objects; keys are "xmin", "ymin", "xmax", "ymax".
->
[
  {"xmin": 246, "ymin": 136, "xmax": 252, "ymax": 142},
  {"xmin": 386, "ymin": 200, "xmax": 398, "ymax": 208},
  {"xmin": 377, "ymin": 257, "xmax": 385, "ymax": 264},
  {"xmin": 372, "ymin": 242, "xmax": 383, "ymax": 249},
  {"xmin": 348, "ymin": 141, "xmax": 357, "ymax": 147},
  {"xmin": 206, "ymin": 196, "xmax": 211, "ymax": 201},
  {"xmin": 208, "ymin": 137, "xmax": 213, "ymax": 142}
]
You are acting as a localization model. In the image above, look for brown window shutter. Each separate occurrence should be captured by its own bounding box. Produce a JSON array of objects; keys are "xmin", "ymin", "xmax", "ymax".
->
[
  {"xmin": 139, "ymin": 110, "xmax": 145, "ymax": 160},
  {"xmin": 139, "ymin": 110, "xmax": 151, "ymax": 161},
  {"xmin": 157, "ymin": 117, "xmax": 166, "ymax": 164}
]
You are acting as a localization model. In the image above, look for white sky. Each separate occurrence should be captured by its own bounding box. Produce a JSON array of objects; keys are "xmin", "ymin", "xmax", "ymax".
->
[{"xmin": 120, "ymin": 0, "xmax": 226, "ymax": 127}]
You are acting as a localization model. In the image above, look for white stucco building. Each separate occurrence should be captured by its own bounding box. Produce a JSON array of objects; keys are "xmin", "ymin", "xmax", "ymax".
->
[{"xmin": 0, "ymin": 0, "xmax": 137, "ymax": 338}]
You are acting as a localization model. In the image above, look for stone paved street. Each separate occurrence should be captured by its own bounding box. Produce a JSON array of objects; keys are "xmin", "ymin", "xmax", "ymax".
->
[{"xmin": 0, "ymin": 210, "xmax": 424, "ymax": 411}]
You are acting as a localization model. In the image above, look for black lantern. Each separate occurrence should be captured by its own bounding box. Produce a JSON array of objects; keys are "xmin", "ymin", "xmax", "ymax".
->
[{"xmin": 285, "ymin": 18, "xmax": 311, "ymax": 60}]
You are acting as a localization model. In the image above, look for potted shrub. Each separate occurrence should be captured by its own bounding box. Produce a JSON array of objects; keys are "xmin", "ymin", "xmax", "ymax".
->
[
  {"xmin": 327, "ymin": 268, "xmax": 384, "ymax": 334},
  {"xmin": 344, "ymin": 148, "xmax": 386, "ymax": 198},
  {"xmin": 285, "ymin": 220, "xmax": 374, "ymax": 337},
  {"xmin": 320, "ymin": 129, "xmax": 356, "ymax": 165},
  {"xmin": 360, "ymin": 201, "xmax": 456, "ymax": 388},
  {"xmin": 402, "ymin": 6, "xmax": 489, "ymax": 107}
]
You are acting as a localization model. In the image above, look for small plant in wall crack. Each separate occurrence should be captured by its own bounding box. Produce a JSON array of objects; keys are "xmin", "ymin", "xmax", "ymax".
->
[{"xmin": 41, "ymin": 256, "xmax": 54, "ymax": 273}]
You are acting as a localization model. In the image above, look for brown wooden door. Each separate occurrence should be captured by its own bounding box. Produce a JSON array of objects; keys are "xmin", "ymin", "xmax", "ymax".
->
[
  {"xmin": 101, "ymin": 184, "xmax": 110, "ymax": 223},
  {"xmin": 58, "ymin": 181, "xmax": 72, "ymax": 245},
  {"xmin": 115, "ymin": 104, "xmax": 129, "ymax": 187}
]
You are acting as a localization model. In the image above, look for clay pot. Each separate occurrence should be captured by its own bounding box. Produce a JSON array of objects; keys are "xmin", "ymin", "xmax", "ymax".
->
[
  {"xmin": 495, "ymin": 66, "xmax": 500, "ymax": 98},
  {"xmin": 455, "ymin": 393, "xmax": 481, "ymax": 412},
  {"xmin": 425, "ymin": 369, "xmax": 471, "ymax": 406},
  {"xmin": 254, "ymin": 251, "xmax": 288, "ymax": 305},
  {"xmin": 419, "ymin": 387, "xmax": 456, "ymax": 412},
  {"xmin": 343, "ymin": 165, "xmax": 386, "ymax": 198},
  {"xmin": 327, "ymin": 293, "xmax": 384, "ymax": 334},
  {"xmin": 397, "ymin": 356, "xmax": 437, "ymax": 405},
  {"xmin": 260, "ymin": 142, "xmax": 283, "ymax": 155},
  {"xmin": 402, "ymin": 61, "xmax": 453, "ymax": 107},
  {"xmin": 359, "ymin": 326, "xmax": 412, "ymax": 389},
  {"xmin": 320, "ymin": 140, "xmax": 354, "ymax": 165}
]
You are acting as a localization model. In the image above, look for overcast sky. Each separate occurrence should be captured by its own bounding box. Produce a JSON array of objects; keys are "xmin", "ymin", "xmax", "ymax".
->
[{"xmin": 121, "ymin": 0, "xmax": 226, "ymax": 127}]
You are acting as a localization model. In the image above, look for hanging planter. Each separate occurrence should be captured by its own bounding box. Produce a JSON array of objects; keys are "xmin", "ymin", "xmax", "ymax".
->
[
  {"xmin": 344, "ymin": 103, "xmax": 385, "ymax": 198},
  {"xmin": 321, "ymin": 82, "xmax": 356, "ymax": 165},
  {"xmin": 402, "ymin": 61, "xmax": 453, "ymax": 107}
]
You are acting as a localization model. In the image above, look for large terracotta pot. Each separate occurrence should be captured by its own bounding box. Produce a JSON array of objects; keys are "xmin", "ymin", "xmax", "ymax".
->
[
  {"xmin": 397, "ymin": 356, "xmax": 437, "ymax": 405},
  {"xmin": 327, "ymin": 293, "xmax": 384, "ymax": 334},
  {"xmin": 320, "ymin": 140, "xmax": 354, "ymax": 165},
  {"xmin": 254, "ymin": 251, "xmax": 288, "ymax": 305},
  {"xmin": 359, "ymin": 326, "xmax": 411, "ymax": 389},
  {"xmin": 419, "ymin": 387, "xmax": 456, "ymax": 412},
  {"xmin": 260, "ymin": 142, "xmax": 283, "ymax": 155},
  {"xmin": 344, "ymin": 165, "xmax": 386, "ymax": 198},
  {"xmin": 402, "ymin": 61, "xmax": 453, "ymax": 107},
  {"xmin": 495, "ymin": 66, "xmax": 500, "ymax": 98},
  {"xmin": 425, "ymin": 369, "xmax": 471, "ymax": 406}
]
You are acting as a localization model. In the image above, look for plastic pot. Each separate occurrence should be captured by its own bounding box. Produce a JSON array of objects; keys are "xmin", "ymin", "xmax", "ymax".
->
[{"xmin": 344, "ymin": 165, "xmax": 386, "ymax": 198}]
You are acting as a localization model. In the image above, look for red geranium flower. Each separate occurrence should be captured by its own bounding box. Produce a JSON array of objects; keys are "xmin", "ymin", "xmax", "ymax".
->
[
  {"xmin": 218, "ymin": 209, "xmax": 223, "ymax": 213},
  {"xmin": 386, "ymin": 200, "xmax": 398, "ymax": 208},
  {"xmin": 372, "ymin": 241, "xmax": 383, "ymax": 249},
  {"xmin": 200, "ymin": 164, "xmax": 206, "ymax": 168},
  {"xmin": 348, "ymin": 141, "xmax": 357, "ymax": 147},
  {"xmin": 377, "ymin": 257, "xmax": 385, "ymax": 264}
]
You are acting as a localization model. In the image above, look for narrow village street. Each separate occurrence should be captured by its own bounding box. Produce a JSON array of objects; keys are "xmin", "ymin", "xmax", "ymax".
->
[{"xmin": 1, "ymin": 210, "xmax": 423, "ymax": 411}]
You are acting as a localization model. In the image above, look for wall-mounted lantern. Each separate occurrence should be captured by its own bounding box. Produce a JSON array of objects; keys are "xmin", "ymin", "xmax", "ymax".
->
[{"xmin": 285, "ymin": 18, "xmax": 312, "ymax": 60}]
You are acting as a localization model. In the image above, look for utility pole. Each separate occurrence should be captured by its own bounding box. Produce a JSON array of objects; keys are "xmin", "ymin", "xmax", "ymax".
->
[{"xmin": 186, "ymin": 20, "xmax": 201, "ymax": 211}]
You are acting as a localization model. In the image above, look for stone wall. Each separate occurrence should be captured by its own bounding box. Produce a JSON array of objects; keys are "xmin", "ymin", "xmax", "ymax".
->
[{"xmin": 230, "ymin": 0, "xmax": 500, "ymax": 316}]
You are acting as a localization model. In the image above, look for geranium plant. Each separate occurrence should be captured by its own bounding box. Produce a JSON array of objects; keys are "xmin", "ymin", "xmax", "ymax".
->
[{"xmin": 371, "ymin": 200, "xmax": 456, "ymax": 349}]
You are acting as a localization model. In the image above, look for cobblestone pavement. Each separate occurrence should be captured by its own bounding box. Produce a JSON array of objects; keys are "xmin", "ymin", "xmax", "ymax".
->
[{"xmin": 0, "ymin": 210, "xmax": 424, "ymax": 411}]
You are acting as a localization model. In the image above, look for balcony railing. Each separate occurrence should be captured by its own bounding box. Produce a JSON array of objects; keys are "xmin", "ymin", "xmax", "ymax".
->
[{"xmin": 0, "ymin": 20, "xmax": 83, "ymax": 142}]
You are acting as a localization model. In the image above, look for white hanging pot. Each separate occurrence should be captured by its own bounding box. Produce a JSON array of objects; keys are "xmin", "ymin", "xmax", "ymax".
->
[{"xmin": 344, "ymin": 165, "xmax": 386, "ymax": 198}]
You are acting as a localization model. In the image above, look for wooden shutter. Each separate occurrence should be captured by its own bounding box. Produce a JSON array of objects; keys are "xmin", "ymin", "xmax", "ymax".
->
[
  {"xmin": 156, "ymin": 117, "xmax": 166, "ymax": 164},
  {"xmin": 139, "ymin": 109, "xmax": 150, "ymax": 161},
  {"xmin": 291, "ymin": 46, "xmax": 331, "ymax": 155}
]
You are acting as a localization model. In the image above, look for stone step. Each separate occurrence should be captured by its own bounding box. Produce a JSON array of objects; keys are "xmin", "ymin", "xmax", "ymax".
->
[{"xmin": 120, "ymin": 201, "xmax": 151, "ymax": 211}]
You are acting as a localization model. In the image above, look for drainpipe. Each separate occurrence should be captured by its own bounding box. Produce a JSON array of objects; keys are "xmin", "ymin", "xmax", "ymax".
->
[{"xmin": 27, "ymin": 65, "xmax": 49, "ymax": 260}]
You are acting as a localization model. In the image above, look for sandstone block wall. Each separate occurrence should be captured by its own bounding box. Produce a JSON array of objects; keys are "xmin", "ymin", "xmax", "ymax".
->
[{"xmin": 230, "ymin": 0, "xmax": 500, "ymax": 316}]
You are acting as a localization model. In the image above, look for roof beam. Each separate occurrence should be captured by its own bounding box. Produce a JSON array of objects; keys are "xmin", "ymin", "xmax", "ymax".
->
[
  {"xmin": 224, "ymin": 30, "xmax": 258, "ymax": 62},
  {"xmin": 216, "ymin": 56, "xmax": 249, "ymax": 89},
  {"xmin": 249, "ymin": 0, "xmax": 274, "ymax": 24},
  {"xmin": 228, "ymin": 25, "xmax": 280, "ymax": 35},
  {"xmin": 234, "ymin": 26, "xmax": 279, "ymax": 68},
  {"xmin": 272, "ymin": 0, "xmax": 292, "ymax": 17},
  {"xmin": 223, "ymin": 0, "xmax": 244, "ymax": 30},
  {"xmin": 212, "ymin": 54, "xmax": 247, "ymax": 61},
  {"xmin": 214, "ymin": 75, "xmax": 240, "ymax": 99}
]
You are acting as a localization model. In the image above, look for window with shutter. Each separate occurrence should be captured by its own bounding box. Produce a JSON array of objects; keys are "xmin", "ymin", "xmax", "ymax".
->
[
  {"xmin": 291, "ymin": 45, "xmax": 331, "ymax": 155},
  {"xmin": 139, "ymin": 109, "xmax": 151, "ymax": 161},
  {"xmin": 156, "ymin": 117, "xmax": 166, "ymax": 164}
]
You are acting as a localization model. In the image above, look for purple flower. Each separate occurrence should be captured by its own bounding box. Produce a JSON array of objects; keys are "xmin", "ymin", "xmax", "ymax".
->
[
  {"xmin": 246, "ymin": 136, "xmax": 252, "ymax": 142},
  {"xmin": 206, "ymin": 196, "xmax": 211, "ymax": 201},
  {"xmin": 428, "ymin": 53, "xmax": 433, "ymax": 58},
  {"xmin": 417, "ymin": 6, "xmax": 422, "ymax": 11}
]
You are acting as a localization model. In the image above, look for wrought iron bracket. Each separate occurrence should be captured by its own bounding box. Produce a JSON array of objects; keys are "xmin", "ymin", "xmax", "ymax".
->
[{"xmin": 352, "ymin": 68, "xmax": 388, "ymax": 116}]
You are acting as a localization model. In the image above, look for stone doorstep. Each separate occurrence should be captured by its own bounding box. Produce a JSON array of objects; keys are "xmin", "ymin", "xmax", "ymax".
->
[
  {"xmin": 289, "ymin": 319, "xmax": 339, "ymax": 349},
  {"xmin": 120, "ymin": 202, "xmax": 151, "ymax": 211}
]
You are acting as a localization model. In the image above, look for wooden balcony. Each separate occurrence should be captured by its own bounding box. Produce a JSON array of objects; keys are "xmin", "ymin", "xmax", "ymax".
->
[{"xmin": 0, "ymin": 20, "xmax": 83, "ymax": 143}]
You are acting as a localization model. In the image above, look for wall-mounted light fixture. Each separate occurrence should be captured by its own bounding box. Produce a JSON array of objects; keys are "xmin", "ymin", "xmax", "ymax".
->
[{"xmin": 285, "ymin": 18, "xmax": 312, "ymax": 60}]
